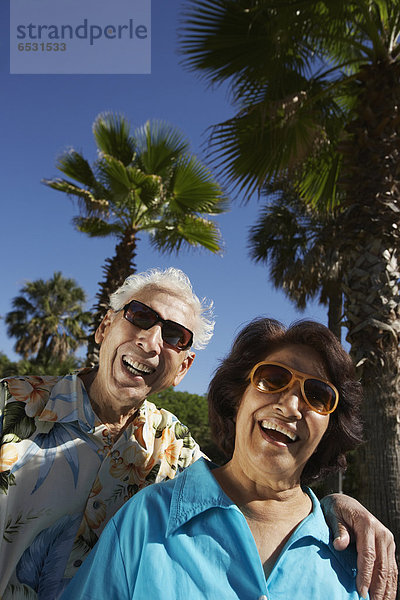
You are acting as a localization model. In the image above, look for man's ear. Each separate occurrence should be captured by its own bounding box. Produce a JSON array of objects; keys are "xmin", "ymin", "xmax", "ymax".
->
[
  {"xmin": 95, "ymin": 311, "xmax": 113, "ymax": 345},
  {"xmin": 172, "ymin": 352, "xmax": 195, "ymax": 387}
]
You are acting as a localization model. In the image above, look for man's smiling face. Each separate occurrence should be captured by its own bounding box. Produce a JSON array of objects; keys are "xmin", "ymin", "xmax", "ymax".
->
[{"xmin": 93, "ymin": 287, "xmax": 195, "ymax": 415}]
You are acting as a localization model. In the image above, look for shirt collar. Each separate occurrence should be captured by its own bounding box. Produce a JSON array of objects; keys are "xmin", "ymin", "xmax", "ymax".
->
[
  {"xmin": 167, "ymin": 458, "xmax": 237, "ymax": 536},
  {"xmin": 37, "ymin": 370, "xmax": 152, "ymax": 451},
  {"xmin": 287, "ymin": 486, "xmax": 331, "ymax": 545},
  {"xmin": 168, "ymin": 458, "xmax": 332, "ymax": 549},
  {"xmin": 37, "ymin": 371, "xmax": 98, "ymax": 433}
]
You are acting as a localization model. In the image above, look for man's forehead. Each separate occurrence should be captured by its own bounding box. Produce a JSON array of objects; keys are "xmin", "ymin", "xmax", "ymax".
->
[
  {"xmin": 131, "ymin": 284, "xmax": 181, "ymax": 305},
  {"xmin": 129, "ymin": 286, "xmax": 195, "ymax": 326}
]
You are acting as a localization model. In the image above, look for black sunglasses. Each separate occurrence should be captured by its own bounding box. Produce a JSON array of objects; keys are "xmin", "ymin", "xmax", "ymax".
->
[
  {"xmin": 122, "ymin": 299, "xmax": 193, "ymax": 351},
  {"xmin": 249, "ymin": 361, "xmax": 339, "ymax": 415}
]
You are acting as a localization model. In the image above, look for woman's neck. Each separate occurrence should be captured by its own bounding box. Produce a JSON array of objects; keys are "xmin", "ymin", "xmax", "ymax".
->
[
  {"xmin": 213, "ymin": 460, "xmax": 309, "ymax": 508},
  {"xmin": 213, "ymin": 461, "xmax": 312, "ymax": 580}
]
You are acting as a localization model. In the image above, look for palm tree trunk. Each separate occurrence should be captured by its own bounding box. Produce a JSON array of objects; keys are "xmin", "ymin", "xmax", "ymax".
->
[
  {"xmin": 86, "ymin": 229, "xmax": 137, "ymax": 366},
  {"xmin": 343, "ymin": 243, "xmax": 400, "ymax": 544},
  {"xmin": 343, "ymin": 245, "xmax": 400, "ymax": 600},
  {"xmin": 36, "ymin": 334, "xmax": 51, "ymax": 365},
  {"xmin": 339, "ymin": 60, "xmax": 400, "ymax": 571},
  {"xmin": 327, "ymin": 288, "xmax": 342, "ymax": 341}
]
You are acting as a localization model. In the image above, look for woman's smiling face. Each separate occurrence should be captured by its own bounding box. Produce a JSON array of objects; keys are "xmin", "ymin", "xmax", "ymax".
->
[{"xmin": 231, "ymin": 344, "xmax": 331, "ymax": 488}]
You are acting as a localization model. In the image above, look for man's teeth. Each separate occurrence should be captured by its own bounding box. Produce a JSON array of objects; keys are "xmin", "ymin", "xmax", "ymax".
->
[
  {"xmin": 122, "ymin": 357, "xmax": 154, "ymax": 376},
  {"xmin": 260, "ymin": 420, "xmax": 298, "ymax": 442}
]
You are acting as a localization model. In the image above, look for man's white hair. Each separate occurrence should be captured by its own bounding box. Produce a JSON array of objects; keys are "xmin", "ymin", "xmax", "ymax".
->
[{"xmin": 109, "ymin": 267, "xmax": 215, "ymax": 350}]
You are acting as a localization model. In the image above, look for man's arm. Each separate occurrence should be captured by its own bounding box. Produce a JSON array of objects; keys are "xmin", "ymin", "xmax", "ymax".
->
[{"xmin": 321, "ymin": 494, "xmax": 397, "ymax": 600}]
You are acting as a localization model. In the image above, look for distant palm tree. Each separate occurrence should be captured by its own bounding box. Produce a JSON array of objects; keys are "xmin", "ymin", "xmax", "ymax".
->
[
  {"xmin": 249, "ymin": 182, "xmax": 343, "ymax": 339},
  {"xmin": 43, "ymin": 112, "xmax": 228, "ymax": 363},
  {"xmin": 5, "ymin": 272, "xmax": 91, "ymax": 364},
  {"xmin": 0, "ymin": 353, "xmax": 83, "ymax": 378}
]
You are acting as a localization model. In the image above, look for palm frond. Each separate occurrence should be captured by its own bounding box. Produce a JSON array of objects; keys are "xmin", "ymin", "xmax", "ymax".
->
[
  {"xmin": 207, "ymin": 100, "xmax": 326, "ymax": 197},
  {"xmin": 180, "ymin": 0, "xmax": 317, "ymax": 88},
  {"xmin": 298, "ymin": 150, "xmax": 344, "ymax": 211},
  {"xmin": 149, "ymin": 214, "xmax": 223, "ymax": 254},
  {"xmin": 167, "ymin": 156, "xmax": 228, "ymax": 214},
  {"xmin": 96, "ymin": 156, "xmax": 136, "ymax": 197},
  {"xmin": 72, "ymin": 216, "xmax": 123, "ymax": 237},
  {"xmin": 93, "ymin": 112, "xmax": 136, "ymax": 166},
  {"xmin": 249, "ymin": 185, "xmax": 341, "ymax": 309},
  {"xmin": 134, "ymin": 120, "xmax": 189, "ymax": 174},
  {"xmin": 52, "ymin": 150, "xmax": 97, "ymax": 187},
  {"xmin": 42, "ymin": 178, "xmax": 109, "ymax": 215},
  {"xmin": 97, "ymin": 157, "xmax": 161, "ymax": 200}
]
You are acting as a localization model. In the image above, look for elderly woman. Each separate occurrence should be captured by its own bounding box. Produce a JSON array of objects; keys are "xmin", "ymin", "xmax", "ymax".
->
[{"xmin": 62, "ymin": 318, "xmax": 368, "ymax": 599}]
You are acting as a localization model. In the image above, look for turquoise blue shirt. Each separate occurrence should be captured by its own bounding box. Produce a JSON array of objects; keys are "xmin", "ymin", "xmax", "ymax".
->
[{"xmin": 61, "ymin": 457, "xmax": 366, "ymax": 600}]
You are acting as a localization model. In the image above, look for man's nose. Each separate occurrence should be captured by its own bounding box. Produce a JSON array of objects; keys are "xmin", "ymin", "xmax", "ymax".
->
[{"xmin": 136, "ymin": 324, "xmax": 163, "ymax": 354}]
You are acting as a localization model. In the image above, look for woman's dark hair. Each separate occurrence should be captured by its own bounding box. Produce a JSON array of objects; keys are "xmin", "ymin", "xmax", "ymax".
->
[{"xmin": 208, "ymin": 318, "xmax": 363, "ymax": 484}]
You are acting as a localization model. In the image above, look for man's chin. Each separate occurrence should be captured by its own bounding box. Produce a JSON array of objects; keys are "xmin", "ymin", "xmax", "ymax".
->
[{"xmin": 112, "ymin": 371, "xmax": 151, "ymax": 400}]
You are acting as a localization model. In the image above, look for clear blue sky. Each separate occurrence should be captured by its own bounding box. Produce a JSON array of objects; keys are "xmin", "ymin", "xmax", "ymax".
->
[{"xmin": 0, "ymin": 0, "xmax": 327, "ymax": 395}]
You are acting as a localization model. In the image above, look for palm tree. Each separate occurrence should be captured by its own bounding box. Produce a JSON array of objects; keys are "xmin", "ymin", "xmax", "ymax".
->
[
  {"xmin": 249, "ymin": 181, "xmax": 343, "ymax": 340},
  {"xmin": 181, "ymin": 0, "xmax": 400, "ymax": 552},
  {"xmin": 43, "ymin": 112, "xmax": 227, "ymax": 364},
  {"xmin": 5, "ymin": 272, "xmax": 91, "ymax": 365}
]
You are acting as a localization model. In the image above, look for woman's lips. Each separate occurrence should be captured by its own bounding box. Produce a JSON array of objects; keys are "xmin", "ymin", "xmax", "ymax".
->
[{"xmin": 259, "ymin": 419, "xmax": 298, "ymax": 445}]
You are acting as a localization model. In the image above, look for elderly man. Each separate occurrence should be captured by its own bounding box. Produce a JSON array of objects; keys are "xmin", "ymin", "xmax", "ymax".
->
[{"xmin": 0, "ymin": 267, "xmax": 397, "ymax": 600}]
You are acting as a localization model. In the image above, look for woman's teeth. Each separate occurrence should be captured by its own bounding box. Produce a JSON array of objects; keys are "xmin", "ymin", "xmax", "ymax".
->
[{"xmin": 260, "ymin": 420, "xmax": 298, "ymax": 443}]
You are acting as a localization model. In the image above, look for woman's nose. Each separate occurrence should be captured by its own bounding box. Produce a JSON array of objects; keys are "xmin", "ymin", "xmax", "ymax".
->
[{"xmin": 274, "ymin": 381, "xmax": 304, "ymax": 417}]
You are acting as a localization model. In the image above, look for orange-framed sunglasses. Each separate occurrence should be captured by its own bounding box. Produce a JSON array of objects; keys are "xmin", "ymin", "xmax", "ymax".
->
[{"xmin": 249, "ymin": 361, "xmax": 339, "ymax": 415}]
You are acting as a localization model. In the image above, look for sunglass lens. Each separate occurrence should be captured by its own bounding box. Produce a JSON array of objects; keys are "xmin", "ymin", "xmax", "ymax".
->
[
  {"xmin": 162, "ymin": 323, "xmax": 188, "ymax": 349},
  {"xmin": 304, "ymin": 379, "xmax": 335, "ymax": 412},
  {"xmin": 126, "ymin": 305, "xmax": 156, "ymax": 330},
  {"xmin": 254, "ymin": 364, "xmax": 291, "ymax": 392}
]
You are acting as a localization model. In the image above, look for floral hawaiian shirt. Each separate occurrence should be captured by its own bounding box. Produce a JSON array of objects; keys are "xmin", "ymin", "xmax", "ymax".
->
[{"xmin": 0, "ymin": 372, "xmax": 202, "ymax": 599}]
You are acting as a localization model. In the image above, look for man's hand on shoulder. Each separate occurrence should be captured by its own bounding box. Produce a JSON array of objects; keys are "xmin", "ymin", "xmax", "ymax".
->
[{"xmin": 321, "ymin": 493, "xmax": 397, "ymax": 600}]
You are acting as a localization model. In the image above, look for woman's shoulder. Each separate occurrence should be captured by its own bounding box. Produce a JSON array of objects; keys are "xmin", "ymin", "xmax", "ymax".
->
[{"xmin": 277, "ymin": 487, "xmax": 361, "ymax": 596}]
